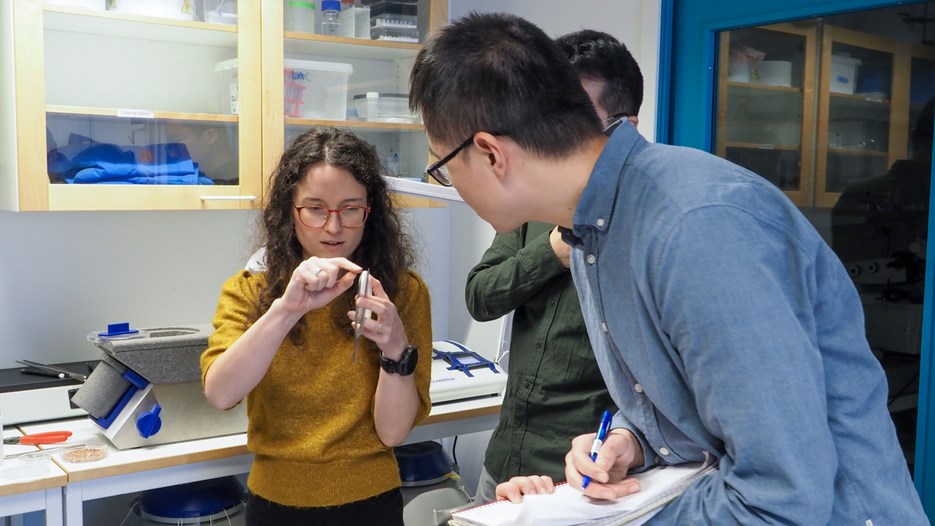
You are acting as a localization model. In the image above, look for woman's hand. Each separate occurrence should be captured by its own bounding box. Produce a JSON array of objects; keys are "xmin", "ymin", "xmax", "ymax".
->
[
  {"xmin": 495, "ymin": 475, "xmax": 555, "ymax": 503},
  {"xmin": 280, "ymin": 257, "xmax": 361, "ymax": 314},
  {"xmin": 347, "ymin": 274, "xmax": 408, "ymax": 359}
]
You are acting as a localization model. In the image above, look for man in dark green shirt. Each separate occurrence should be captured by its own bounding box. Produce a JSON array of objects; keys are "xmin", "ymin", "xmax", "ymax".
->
[{"xmin": 465, "ymin": 29, "xmax": 643, "ymax": 502}]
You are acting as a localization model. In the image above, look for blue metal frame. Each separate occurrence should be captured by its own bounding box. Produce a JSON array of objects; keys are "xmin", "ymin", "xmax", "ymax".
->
[{"xmin": 659, "ymin": 0, "xmax": 935, "ymax": 514}]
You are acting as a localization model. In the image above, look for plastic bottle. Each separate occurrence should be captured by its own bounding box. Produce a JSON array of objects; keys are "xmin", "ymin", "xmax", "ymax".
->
[
  {"xmin": 320, "ymin": 0, "xmax": 341, "ymax": 36},
  {"xmin": 283, "ymin": 0, "xmax": 316, "ymax": 34}
]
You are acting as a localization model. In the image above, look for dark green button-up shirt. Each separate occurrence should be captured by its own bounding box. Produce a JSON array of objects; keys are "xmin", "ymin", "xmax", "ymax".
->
[{"xmin": 465, "ymin": 222, "xmax": 616, "ymax": 482}]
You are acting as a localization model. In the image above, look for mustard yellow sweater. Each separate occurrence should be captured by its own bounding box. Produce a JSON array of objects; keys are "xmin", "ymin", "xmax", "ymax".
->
[{"xmin": 201, "ymin": 269, "xmax": 432, "ymax": 507}]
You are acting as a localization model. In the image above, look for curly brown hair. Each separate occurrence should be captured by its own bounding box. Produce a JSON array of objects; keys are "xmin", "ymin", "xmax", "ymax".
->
[{"xmin": 255, "ymin": 127, "xmax": 415, "ymax": 342}]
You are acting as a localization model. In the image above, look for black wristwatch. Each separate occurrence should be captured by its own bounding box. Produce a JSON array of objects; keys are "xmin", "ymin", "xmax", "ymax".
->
[{"xmin": 379, "ymin": 345, "xmax": 418, "ymax": 376}]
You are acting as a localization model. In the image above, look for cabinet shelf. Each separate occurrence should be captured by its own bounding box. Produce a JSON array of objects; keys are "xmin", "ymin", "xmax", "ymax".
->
[
  {"xmin": 43, "ymin": 6, "xmax": 237, "ymax": 48},
  {"xmin": 727, "ymin": 81, "xmax": 801, "ymax": 93},
  {"xmin": 285, "ymin": 118, "xmax": 422, "ymax": 132},
  {"xmin": 284, "ymin": 33, "xmax": 421, "ymax": 60},
  {"xmin": 830, "ymin": 92, "xmax": 891, "ymax": 105},
  {"xmin": 47, "ymin": 106, "xmax": 239, "ymax": 123},
  {"xmin": 725, "ymin": 141, "xmax": 800, "ymax": 151},
  {"xmin": 827, "ymin": 148, "xmax": 888, "ymax": 157}
]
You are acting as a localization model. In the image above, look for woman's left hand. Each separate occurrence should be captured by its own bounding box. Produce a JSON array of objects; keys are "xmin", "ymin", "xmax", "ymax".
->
[{"xmin": 347, "ymin": 274, "xmax": 408, "ymax": 359}]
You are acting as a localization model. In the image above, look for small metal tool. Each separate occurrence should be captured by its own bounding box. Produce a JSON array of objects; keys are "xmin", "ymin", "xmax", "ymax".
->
[
  {"xmin": 353, "ymin": 270, "xmax": 372, "ymax": 362},
  {"xmin": 17, "ymin": 360, "xmax": 88, "ymax": 382}
]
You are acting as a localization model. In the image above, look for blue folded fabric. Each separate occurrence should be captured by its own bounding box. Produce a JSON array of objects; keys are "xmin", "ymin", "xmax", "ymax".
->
[{"xmin": 53, "ymin": 142, "xmax": 214, "ymax": 185}]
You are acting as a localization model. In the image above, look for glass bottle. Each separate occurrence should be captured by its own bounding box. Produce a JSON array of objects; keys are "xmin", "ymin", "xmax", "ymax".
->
[{"xmin": 320, "ymin": 0, "xmax": 341, "ymax": 36}]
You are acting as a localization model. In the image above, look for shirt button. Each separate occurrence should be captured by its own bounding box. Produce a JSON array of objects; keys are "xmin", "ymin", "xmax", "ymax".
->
[
  {"xmin": 601, "ymin": 322, "xmax": 608, "ymax": 333},
  {"xmin": 587, "ymin": 254, "xmax": 596, "ymax": 264},
  {"xmin": 659, "ymin": 447, "xmax": 670, "ymax": 456},
  {"xmin": 634, "ymin": 383, "xmax": 643, "ymax": 394},
  {"xmin": 596, "ymin": 218, "xmax": 606, "ymax": 227}
]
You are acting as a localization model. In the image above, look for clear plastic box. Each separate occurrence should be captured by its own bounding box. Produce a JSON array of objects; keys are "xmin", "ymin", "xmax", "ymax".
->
[
  {"xmin": 369, "ymin": 2, "xmax": 417, "ymax": 29},
  {"xmin": 370, "ymin": 26, "xmax": 419, "ymax": 43},
  {"xmin": 353, "ymin": 92, "xmax": 416, "ymax": 123},
  {"xmin": 284, "ymin": 59, "xmax": 354, "ymax": 120},
  {"xmin": 216, "ymin": 59, "xmax": 354, "ymax": 120}
]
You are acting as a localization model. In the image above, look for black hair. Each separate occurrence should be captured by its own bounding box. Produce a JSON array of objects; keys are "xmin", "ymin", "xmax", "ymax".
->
[
  {"xmin": 256, "ymin": 127, "xmax": 414, "ymax": 341},
  {"xmin": 410, "ymin": 12, "xmax": 602, "ymax": 156},
  {"xmin": 556, "ymin": 29, "xmax": 644, "ymax": 119}
]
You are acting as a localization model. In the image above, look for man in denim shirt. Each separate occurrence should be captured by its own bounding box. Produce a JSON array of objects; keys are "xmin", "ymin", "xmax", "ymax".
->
[
  {"xmin": 410, "ymin": 12, "xmax": 927, "ymax": 524},
  {"xmin": 466, "ymin": 30, "xmax": 637, "ymax": 503}
]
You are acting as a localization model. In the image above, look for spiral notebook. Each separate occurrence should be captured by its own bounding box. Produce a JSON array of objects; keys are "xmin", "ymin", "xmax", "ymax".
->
[{"xmin": 449, "ymin": 459, "xmax": 717, "ymax": 526}]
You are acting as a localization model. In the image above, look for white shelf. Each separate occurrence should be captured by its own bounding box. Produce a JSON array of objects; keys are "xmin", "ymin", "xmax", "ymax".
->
[
  {"xmin": 284, "ymin": 33, "xmax": 421, "ymax": 61},
  {"xmin": 43, "ymin": 7, "xmax": 237, "ymax": 48},
  {"xmin": 386, "ymin": 177, "xmax": 463, "ymax": 203}
]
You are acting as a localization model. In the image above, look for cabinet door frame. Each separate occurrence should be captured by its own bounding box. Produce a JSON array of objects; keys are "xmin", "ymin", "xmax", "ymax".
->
[
  {"xmin": 814, "ymin": 25, "xmax": 902, "ymax": 208},
  {"xmin": 715, "ymin": 22, "xmax": 816, "ymax": 206},
  {"xmin": 663, "ymin": 0, "xmax": 935, "ymax": 513}
]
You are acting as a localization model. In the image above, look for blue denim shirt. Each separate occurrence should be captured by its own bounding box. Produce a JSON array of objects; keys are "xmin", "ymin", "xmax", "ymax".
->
[{"xmin": 568, "ymin": 123, "xmax": 927, "ymax": 524}]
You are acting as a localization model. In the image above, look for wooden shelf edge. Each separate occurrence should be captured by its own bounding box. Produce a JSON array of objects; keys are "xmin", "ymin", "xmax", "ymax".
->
[
  {"xmin": 47, "ymin": 106, "xmax": 239, "ymax": 123},
  {"xmin": 285, "ymin": 118, "xmax": 423, "ymax": 131}
]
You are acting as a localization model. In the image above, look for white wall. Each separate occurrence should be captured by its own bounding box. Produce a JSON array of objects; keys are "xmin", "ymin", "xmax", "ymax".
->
[{"xmin": 449, "ymin": 0, "xmax": 660, "ymax": 142}]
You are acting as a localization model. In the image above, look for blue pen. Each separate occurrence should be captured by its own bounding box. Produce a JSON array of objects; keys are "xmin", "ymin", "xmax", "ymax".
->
[{"xmin": 581, "ymin": 410, "xmax": 613, "ymax": 489}]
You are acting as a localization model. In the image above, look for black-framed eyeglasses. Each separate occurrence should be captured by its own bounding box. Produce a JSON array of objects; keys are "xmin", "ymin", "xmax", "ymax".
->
[
  {"xmin": 602, "ymin": 113, "xmax": 630, "ymax": 134},
  {"xmin": 294, "ymin": 205, "xmax": 371, "ymax": 229},
  {"xmin": 602, "ymin": 113, "xmax": 629, "ymax": 125},
  {"xmin": 424, "ymin": 136, "xmax": 475, "ymax": 187}
]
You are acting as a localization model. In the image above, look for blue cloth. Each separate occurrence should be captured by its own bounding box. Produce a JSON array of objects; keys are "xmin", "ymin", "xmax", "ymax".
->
[
  {"xmin": 567, "ymin": 122, "xmax": 927, "ymax": 524},
  {"xmin": 51, "ymin": 142, "xmax": 213, "ymax": 185}
]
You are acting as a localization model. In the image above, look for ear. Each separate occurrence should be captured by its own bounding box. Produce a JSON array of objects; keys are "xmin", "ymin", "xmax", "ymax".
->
[
  {"xmin": 472, "ymin": 132, "xmax": 509, "ymax": 182},
  {"xmin": 201, "ymin": 128, "xmax": 220, "ymax": 145}
]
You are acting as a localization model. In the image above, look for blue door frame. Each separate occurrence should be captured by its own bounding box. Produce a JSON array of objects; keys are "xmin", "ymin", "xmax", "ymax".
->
[{"xmin": 659, "ymin": 0, "xmax": 935, "ymax": 514}]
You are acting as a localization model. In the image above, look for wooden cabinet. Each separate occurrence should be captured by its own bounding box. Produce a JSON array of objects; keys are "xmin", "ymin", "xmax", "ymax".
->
[
  {"xmin": 717, "ymin": 22, "xmax": 932, "ymax": 208},
  {"xmin": 1, "ymin": 0, "xmax": 447, "ymax": 211}
]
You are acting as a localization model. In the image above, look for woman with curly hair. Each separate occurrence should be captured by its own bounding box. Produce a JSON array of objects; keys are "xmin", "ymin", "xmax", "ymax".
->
[{"xmin": 201, "ymin": 127, "xmax": 432, "ymax": 526}]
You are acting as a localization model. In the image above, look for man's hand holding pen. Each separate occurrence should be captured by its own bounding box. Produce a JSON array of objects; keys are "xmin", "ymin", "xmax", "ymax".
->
[{"xmin": 566, "ymin": 427, "xmax": 645, "ymax": 500}]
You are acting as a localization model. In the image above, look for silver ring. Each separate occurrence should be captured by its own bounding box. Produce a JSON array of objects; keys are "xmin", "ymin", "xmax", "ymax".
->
[
  {"xmin": 378, "ymin": 322, "xmax": 383, "ymax": 334},
  {"xmin": 313, "ymin": 267, "xmax": 323, "ymax": 276}
]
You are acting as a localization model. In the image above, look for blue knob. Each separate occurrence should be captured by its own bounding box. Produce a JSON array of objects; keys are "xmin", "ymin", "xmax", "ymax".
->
[{"xmin": 136, "ymin": 403, "xmax": 162, "ymax": 438}]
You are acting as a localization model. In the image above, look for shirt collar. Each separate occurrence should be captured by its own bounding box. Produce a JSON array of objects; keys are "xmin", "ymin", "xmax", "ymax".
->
[{"xmin": 572, "ymin": 121, "xmax": 647, "ymax": 241}]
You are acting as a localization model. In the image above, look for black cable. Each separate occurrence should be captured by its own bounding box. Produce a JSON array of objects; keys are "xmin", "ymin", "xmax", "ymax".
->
[{"xmin": 452, "ymin": 435, "xmax": 459, "ymax": 468}]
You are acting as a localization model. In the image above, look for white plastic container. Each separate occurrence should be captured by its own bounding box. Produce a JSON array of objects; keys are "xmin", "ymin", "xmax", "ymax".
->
[
  {"xmin": 830, "ymin": 55, "xmax": 862, "ymax": 95},
  {"xmin": 753, "ymin": 60, "xmax": 792, "ymax": 87},
  {"xmin": 284, "ymin": 59, "xmax": 353, "ymax": 119},
  {"xmin": 107, "ymin": 0, "xmax": 194, "ymax": 20},
  {"xmin": 43, "ymin": 0, "xmax": 105, "ymax": 9},
  {"xmin": 215, "ymin": 59, "xmax": 240, "ymax": 115},
  {"xmin": 217, "ymin": 59, "xmax": 352, "ymax": 119},
  {"xmin": 284, "ymin": 0, "xmax": 317, "ymax": 33},
  {"xmin": 198, "ymin": 0, "xmax": 238, "ymax": 25}
]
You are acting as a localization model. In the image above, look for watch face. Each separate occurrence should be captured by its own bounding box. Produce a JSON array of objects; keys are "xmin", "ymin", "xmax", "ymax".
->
[{"xmin": 382, "ymin": 346, "xmax": 418, "ymax": 375}]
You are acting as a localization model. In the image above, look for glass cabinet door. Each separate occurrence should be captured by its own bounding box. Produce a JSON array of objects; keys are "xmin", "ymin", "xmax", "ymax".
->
[
  {"xmin": 264, "ymin": 0, "xmax": 443, "ymax": 209},
  {"xmin": 713, "ymin": 3, "xmax": 935, "ymax": 473},
  {"xmin": 814, "ymin": 27, "xmax": 899, "ymax": 208},
  {"xmin": 11, "ymin": 0, "xmax": 262, "ymax": 210},
  {"xmin": 716, "ymin": 23, "xmax": 814, "ymax": 206}
]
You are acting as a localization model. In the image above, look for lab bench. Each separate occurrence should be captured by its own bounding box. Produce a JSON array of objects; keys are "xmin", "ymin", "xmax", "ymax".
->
[{"xmin": 0, "ymin": 395, "xmax": 501, "ymax": 525}]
